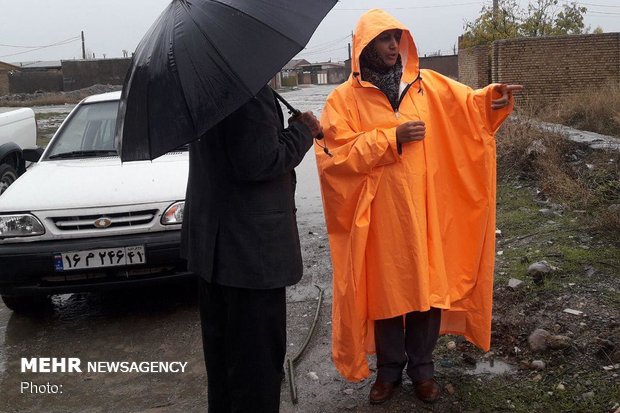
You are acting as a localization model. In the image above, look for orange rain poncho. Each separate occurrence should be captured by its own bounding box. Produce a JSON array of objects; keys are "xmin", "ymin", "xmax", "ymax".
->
[{"xmin": 315, "ymin": 9, "xmax": 514, "ymax": 381}]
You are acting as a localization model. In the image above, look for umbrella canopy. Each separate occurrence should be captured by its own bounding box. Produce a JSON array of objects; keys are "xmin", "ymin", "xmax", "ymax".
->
[{"xmin": 117, "ymin": 0, "xmax": 337, "ymax": 161}]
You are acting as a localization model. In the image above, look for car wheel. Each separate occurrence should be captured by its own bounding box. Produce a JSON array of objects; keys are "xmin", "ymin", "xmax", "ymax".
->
[
  {"xmin": 0, "ymin": 163, "xmax": 18, "ymax": 195},
  {"xmin": 1, "ymin": 295, "xmax": 51, "ymax": 313}
]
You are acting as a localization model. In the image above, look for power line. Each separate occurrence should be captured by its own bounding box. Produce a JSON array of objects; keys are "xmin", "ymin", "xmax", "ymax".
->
[
  {"xmin": 589, "ymin": 10, "xmax": 620, "ymax": 15},
  {"xmin": 0, "ymin": 36, "xmax": 81, "ymax": 50},
  {"xmin": 302, "ymin": 40, "xmax": 350, "ymax": 55},
  {"xmin": 303, "ymin": 34, "xmax": 351, "ymax": 52},
  {"xmin": 578, "ymin": 1, "xmax": 620, "ymax": 7},
  {"xmin": 297, "ymin": 45, "xmax": 349, "ymax": 58},
  {"xmin": 0, "ymin": 37, "xmax": 80, "ymax": 59}
]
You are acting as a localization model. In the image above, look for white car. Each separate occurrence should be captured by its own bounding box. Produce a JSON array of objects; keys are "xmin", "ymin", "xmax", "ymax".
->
[
  {"xmin": 0, "ymin": 107, "xmax": 37, "ymax": 194},
  {"xmin": 0, "ymin": 92, "xmax": 191, "ymax": 312}
]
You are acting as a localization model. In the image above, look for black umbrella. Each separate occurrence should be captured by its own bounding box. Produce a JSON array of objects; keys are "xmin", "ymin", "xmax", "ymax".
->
[{"xmin": 116, "ymin": 0, "xmax": 337, "ymax": 162}]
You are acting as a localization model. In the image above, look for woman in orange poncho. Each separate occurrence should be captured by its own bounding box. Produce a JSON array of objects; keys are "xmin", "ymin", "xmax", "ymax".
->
[{"xmin": 315, "ymin": 9, "xmax": 522, "ymax": 404}]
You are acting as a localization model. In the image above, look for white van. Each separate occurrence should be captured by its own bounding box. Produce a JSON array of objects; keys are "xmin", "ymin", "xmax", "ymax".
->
[{"xmin": 0, "ymin": 107, "xmax": 38, "ymax": 194}]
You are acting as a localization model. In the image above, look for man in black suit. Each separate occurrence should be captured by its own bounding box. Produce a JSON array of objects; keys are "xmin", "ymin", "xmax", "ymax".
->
[{"xmin": 181, "ymin": 85, "xmax": 322, "ymax": 413}]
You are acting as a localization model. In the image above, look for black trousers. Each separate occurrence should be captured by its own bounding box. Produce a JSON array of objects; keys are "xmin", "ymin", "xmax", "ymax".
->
[
  {"xmin": 374, "ymin": 308, "xmax": 442, "ymax": 383},
  {"xmin": 198, "ymin": 278, "xmax": 286, "ymax": 413}
]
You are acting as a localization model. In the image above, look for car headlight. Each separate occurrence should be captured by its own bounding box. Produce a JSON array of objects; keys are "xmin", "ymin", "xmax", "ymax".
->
[
  {"xmin": 161, "ymin": 201, "xmax": 184, "ymax": 225},
  {"xmin": 0, "ymin": 214, "xmax": 45, "ymax": 238}
]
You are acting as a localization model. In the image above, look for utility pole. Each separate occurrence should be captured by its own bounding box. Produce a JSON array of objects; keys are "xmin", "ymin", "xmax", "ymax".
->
[
  {"xmin": 348, "ymin": 30, "xmax": 354, "ymax": 60},
  {"xmin": 81, "ymin": 31, "xmax": 86, "ymax": 60}
]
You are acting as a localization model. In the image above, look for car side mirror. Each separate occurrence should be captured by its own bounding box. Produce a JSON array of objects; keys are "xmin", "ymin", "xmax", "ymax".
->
[{"xmin": 23, "ymin": 147, "xmax": 44, "ymax": 162}]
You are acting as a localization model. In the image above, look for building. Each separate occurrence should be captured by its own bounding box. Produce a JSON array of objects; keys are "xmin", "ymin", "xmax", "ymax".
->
[
  {"xmin": 297, "ymin": 61, "xmax": 347, "ymax": 85},
  {"xmin": 7, "ymin": 61, "xmax": 63, "ymax": 94},
  {"xmin": 280, "ymin": 59, "xmax": 311, "ymax": 87},
  {"xmin": 419, "ymin": 55, "xmax": 458, "ymax": 80},
  {"xmin": 0, "ymin": 61, "xmax": 19, "ymax": 96}
]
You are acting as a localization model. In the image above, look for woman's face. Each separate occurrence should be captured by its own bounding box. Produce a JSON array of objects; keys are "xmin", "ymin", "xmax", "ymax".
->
[{"xmin": 372, "ymin": 29, "xmax": 402, "ymax": 67}]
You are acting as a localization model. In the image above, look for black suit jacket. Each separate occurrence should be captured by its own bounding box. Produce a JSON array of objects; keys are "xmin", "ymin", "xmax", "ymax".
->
[{"xmin": 181, "ymin": 86, "xmax": 313, "ymax": 289}]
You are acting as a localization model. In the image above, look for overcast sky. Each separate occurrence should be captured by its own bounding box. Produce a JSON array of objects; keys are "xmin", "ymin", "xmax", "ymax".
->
[{"xmin": 1, "ymin": 0, "xmax": 619, "ymax": 64}]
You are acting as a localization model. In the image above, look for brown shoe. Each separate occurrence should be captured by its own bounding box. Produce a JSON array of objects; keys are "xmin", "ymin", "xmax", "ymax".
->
[
  {"xmin": 369, "ymin": 378, "xmax": 401, "ymax": 404},
  {"xmin": 414, "ymin": 378, "xmax": 441, "ymax": 403}
]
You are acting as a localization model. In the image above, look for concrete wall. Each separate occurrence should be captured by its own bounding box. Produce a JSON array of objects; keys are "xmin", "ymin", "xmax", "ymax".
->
[
  {"xmin": 459, "ymin": 33, "xmax": 620, "ymax": 105},
  {"xmin": 327, "ymin": 67, "xmax": 348, "ymax": 84},
  {"xmin": 268, "ymin": 72, "xmax": 282, "ymax": 90},
  {"xmin": 300, "ymin": 72, "xmax": 312, "ymax": 85},
  {"xmin": 62, "ymin": 58, "xmax": 131, "ymax": 91},
  {"xmin": 419, "ymin": 55, "xmax": 459, "ymax": 80},
  {"xmin": 8, "ymin": 70, "xmax": 64, "ymax": 94},
  {"xmin": 281, "ymin": 73, "xmax": 298, "ymax": 87}
]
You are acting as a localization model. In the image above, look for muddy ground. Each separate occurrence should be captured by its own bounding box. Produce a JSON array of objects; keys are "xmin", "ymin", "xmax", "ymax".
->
[{"xmin": 0, "ymin": 85, "xmax": 618, "ymax": 412}]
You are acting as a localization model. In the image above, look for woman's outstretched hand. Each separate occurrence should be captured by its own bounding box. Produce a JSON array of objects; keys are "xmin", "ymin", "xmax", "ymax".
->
[{"xmin": 492, "ymin": 84, "xmax": 524, "ymax": 110}]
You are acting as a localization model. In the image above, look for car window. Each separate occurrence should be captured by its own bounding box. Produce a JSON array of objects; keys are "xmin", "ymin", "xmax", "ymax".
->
[{"xmin": 46, "ymin": 101, "xmax": 119, "ymax": 158}]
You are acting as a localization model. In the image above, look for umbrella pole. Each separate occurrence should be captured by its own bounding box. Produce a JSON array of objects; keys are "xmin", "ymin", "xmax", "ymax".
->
[
  {"xmin": 272, "ymin": 90, "xmax": 301, "ymax": 117},
  {"xmin": 272, "ymin": 89, "xmax": 328, "ymax": 147}
]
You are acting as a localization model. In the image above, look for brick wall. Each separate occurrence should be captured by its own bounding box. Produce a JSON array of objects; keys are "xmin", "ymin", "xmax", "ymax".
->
[
  {"xmin": 459, "ymin": 33, "xmax": 620, "ymax": 105},
  {"xmin": 458, "ymin": 45, "xmax": 490, "ymax": 89},
  {"xmin": 492, "ymin": 33, "xmax": 620, "ymax": 106}
]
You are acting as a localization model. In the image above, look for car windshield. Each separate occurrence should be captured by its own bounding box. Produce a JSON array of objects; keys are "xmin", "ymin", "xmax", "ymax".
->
[
  {"xmin": 45, "ymin": 100, "xmax": 187, "ymax": 160},
  {"xmin": 45, "ymin": 101, "xmax": 120, "ymax": 159}
]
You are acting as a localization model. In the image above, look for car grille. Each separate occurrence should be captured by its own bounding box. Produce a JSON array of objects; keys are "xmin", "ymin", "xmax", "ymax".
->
[{"xmin": 51, "ymin": 209, "xmax": 158, "ymax": 231}]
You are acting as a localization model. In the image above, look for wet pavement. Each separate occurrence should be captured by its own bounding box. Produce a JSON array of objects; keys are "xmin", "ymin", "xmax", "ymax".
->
[{"xmin": 0, "ymin": 285, "xmax": 208, "ymax": 412}]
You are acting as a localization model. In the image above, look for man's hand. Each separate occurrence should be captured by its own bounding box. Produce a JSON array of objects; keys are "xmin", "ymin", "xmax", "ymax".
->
[
  {"xmin": 289, "ymin": 111, "xmax": 323, "ymax": 139},
  {"xmin": 491, "ymin": 84, "xmax": 524, "ymax": 110},
  {"xmin": 396, "ymin": 121, "xmax": 426, "ymax": 144}
]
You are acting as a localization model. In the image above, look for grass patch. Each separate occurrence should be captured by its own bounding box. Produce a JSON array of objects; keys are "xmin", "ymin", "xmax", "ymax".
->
[
  {"xmin": 540, "ymin": 80, "xmax": 620, "ymax": 138},
  {"xmin": 496, "ymin": 115, "xmax": 620, "ymax": 233},
  {"xmin": 496, "ymin": 183, "xmax": 619, "ymax": 281},
  {"xmin": 484, "ymin": 154, "xmax": 620, "ymax": 413},
  {"xmin": 455, "ymin": 370, "xmax": 619, "ymax": 413},
  {"xmin": 35, "ymin": 112, "xmax": 62, "ymax": 121}
]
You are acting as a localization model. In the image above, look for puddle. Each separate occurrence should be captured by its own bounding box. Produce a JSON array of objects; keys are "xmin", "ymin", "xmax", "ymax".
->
[{"xmin": 466, "ymin": 359, "xmax": 515, "ymax": 375}]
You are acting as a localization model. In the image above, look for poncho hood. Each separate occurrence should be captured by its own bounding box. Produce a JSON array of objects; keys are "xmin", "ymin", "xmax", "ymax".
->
[{"xmin": 350, "ymin": 9, "xmax": 420, "ymax": 86}]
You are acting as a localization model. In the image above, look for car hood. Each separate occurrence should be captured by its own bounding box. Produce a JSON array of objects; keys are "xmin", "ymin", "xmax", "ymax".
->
[{"xmin": 0, "ymin": 154, "xmax": 189, "ymax": 212}]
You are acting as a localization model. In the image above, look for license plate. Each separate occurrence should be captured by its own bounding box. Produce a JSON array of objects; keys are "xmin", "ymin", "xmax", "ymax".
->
[{"xmin": 53, "ymin": 245, "xmax": 146, "ymax": 271}]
